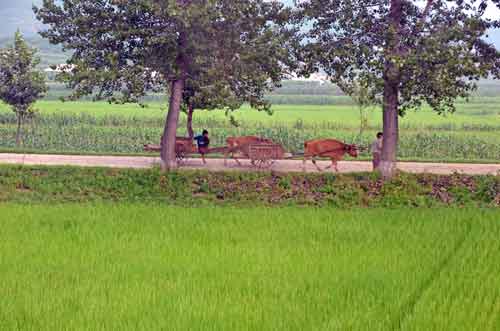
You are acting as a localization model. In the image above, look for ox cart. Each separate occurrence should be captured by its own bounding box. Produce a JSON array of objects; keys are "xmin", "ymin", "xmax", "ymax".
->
[
  {"xmin": 144, "ymin": 138, "xmax": 229, "ymax": 165},
  {"xmin": 173, "ymin": 138, "xmax": 197, "ymax": 164},
  {"xmin": 143, "ymin": 137, "xmax": 197, "ymax": 164},
  {"xmin": 145, "ymin": 139, "xmax": 287, "ymax": 169},
  {"xmin": 145, "ymin": 136, "xmax": 360, "ymax": 171},
  {"xmin": 245, "ymin": 143, "xmax": 285, "ymax": 168}
]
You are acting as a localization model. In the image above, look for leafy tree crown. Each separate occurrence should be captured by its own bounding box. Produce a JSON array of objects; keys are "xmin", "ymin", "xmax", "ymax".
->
[
  {"xmin": 297, "ymin": 0, "xmax": 500, "ymax": 114},
  {"xmin": 0, "ymin": 31, "xmax": 48, "ymax": 113},
  {"xmin": 35, "ymin": 0, "xmax": 298, "ymax": 109}
]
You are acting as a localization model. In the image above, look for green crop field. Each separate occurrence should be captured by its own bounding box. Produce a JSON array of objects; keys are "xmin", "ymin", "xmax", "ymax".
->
[
  {"xmin": 0, "ymin": 99, "xmax": 499, "ymax": 162},
  {"xmin": 2, "ymin": 99, "xmax": 500, "ymax": 127},
  {"xmin": 0, "ymin": 204, "xmax": 499, "ymax": 330}
]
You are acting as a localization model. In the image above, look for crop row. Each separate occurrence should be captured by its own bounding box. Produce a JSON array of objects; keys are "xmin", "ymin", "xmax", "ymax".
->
[
  {"xmin": 0, "ymin": 112, "xmax": 498, "ymax": 132},
  {"xmin": 1, "ymin": 123, "xmax": 499, "ymax": 161}
]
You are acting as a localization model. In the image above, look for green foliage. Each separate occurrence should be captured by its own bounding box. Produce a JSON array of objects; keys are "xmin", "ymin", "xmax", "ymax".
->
[
  {"xmin": 34, "ymin": 0, "xmax": 296, "ymax": 106},
  {"xmin": 297, "ymin": 0, "xmax": 500, "ymax": 115},
  {"xmin": 0, "ymin": 31, "xmax": 48, "ymax": 144},
  {"xmin": 475, "ymin": 175, "xmax": 500, "ymax": 203},
  {"xmin": 277, "ymin": 175, "xmax": 292, "ymax": 190}
]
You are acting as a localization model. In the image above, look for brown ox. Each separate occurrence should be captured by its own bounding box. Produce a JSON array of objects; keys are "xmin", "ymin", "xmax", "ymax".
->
[
  {"xmin": 303, "ymin": 139, "xmax": 358, "ymax": 172},
  {"xmin": 225, "ymin": 136, "xmax": 274, "ymax": 166},
  {"xmin": 144, "ymin": 137, "xmax": 196, "ymax": 154}
]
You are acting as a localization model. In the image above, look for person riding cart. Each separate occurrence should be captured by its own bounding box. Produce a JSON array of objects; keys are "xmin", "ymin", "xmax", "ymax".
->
[{"xmin": 194, "ymin": 130, "xmax": 210, "ymax": 164}]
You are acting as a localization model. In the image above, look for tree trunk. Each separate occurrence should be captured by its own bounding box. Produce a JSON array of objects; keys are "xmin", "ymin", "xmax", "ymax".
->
[
  {"xmin": 161, "ymin": 79, "xmax": 186, "ymax": 171},
  {"xmin": 381, "ymin": 0, "xmax": 403, "ymax": 179},
  {"xmin": 380, "ymin": 79, "xmax": 399, "ymax": 178},
  {"xmin": 160, "ymin": 32, "xmax": 188, "ymax": 171},
  {"xmin": 359, "ymin": 105, "xmax": 367, "ymax": 137},
  {"xmin": 187, "ymin": 103, "xmax": 194, "ymax": 139},
  {"xmin": 15, "ymin": 112, "xmax": 23, "ymax": 147}
]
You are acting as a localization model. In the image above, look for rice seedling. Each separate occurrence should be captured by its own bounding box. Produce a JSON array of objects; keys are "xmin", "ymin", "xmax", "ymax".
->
[{"xmin": 0, "ymin": 204, "xmax": 498, "ymax": 330}]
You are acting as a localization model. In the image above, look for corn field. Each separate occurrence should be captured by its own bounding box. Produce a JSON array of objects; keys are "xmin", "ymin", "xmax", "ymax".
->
[{"xmin": 0, "ymin": 112, "xmax": 498, "ymax": 161}]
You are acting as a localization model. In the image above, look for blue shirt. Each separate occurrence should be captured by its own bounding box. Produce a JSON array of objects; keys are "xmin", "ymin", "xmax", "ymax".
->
[{"xmin": 194, "ymin": 135, "xmax": 210, "ymax": 148}]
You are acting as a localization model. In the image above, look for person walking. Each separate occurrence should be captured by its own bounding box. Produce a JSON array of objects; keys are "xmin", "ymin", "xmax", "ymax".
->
[{"xmin": 370, "ymin": 132, "xmax": 383, "ymax": 171}]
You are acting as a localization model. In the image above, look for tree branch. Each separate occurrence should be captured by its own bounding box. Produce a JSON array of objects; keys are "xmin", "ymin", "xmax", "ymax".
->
[
  {"xmin": 400, "ymin": 0, "xmax": 434, "ymax": 56},
  {"xmin": 414, "ymin": 0, "xmax": 434, "ymax": 36}
]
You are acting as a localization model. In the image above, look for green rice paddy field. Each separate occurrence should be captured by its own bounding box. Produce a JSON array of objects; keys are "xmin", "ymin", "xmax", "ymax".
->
[
  {"xmin": 0, "ymin": 99, "xmax": 499, "ymax": 161},
  {"xmin": 0, "ymin": 205, "xmax": 499, "ymax": 330}
]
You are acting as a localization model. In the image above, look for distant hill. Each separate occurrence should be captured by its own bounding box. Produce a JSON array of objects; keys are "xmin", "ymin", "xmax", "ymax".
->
[
  {"xmin": 0, "ymin": 1, "xmax": 43, "ymax": 38},
  {"xmin": 0, "ymin": 0, "xmax": 68, "ymax": 67},
  {"xmin": 0, "ymin": 35, "xmax": 68, "ymax": 68}
]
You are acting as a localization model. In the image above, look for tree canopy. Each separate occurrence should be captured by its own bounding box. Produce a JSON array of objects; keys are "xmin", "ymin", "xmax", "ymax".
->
[{"xmin": 0, "ymin": 31, "xmax": 47, "ymax": 146}]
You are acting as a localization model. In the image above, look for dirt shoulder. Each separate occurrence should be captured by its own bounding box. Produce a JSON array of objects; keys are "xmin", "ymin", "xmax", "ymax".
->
[{"xmin": 0, "ymin": 153, "xmax": 499, "ymax": 175}]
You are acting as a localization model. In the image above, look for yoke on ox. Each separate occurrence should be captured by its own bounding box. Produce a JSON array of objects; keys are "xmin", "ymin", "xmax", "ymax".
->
[{"xmin": 303, "ymin": 139, "xmax": 358, "ymax": 172}]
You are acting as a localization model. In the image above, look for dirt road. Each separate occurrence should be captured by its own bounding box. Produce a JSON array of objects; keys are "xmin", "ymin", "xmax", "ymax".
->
[{"xmin": 1, "ymin": 153, "xmax": 499, "ymax": 175}]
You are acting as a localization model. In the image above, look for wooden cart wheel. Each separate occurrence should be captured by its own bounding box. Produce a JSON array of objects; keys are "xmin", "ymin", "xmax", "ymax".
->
[
  {"xmin": 265, "ymin": 159, "xmax": 276, "ymax": 168},
  {"xmin": 175, "ymin": 146, "xmax": 188, "ymax": 165},
  {"xmin": 260, "ymin": 159, "xmax": 275, "ymax": 169},
  {"xmin": 247, "ymin": 143, "xmax": 282, "ymax": 169},
  {"xmin": 176, "ymin": 152, "xmax": 185, "ymax": 165}
]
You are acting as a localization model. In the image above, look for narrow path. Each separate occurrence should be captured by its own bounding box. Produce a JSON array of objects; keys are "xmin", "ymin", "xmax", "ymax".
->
[{"xmin": 0, "ymin": 153, "xmax": 499, "ymax": 175}]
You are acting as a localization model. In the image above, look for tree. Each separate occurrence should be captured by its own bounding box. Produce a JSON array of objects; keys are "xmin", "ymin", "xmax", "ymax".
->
[
  {"xmin": 0, "ymin": 31, "xmax": 48, "ymax": 146},
  {"xmin": 35, "ymin": 0, "xmax": 296, "ymax": 170},
  {"xmin": 181, "ymin": 74, "xmax": 245, "ymax": 139},
  {"xmin": 297, "ymin": 0, "xmax": 500, "ymax": 177},
  {"xmin": 342, "ymin": 80, "xmax": 378, "ymax": 140},
  {"xmin": 180, "ymin": 48, "xmax": 282, "ymax": 138}
]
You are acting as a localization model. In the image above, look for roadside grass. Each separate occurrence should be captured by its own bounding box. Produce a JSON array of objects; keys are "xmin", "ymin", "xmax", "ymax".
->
[
  {"xmin": 0, "ymin": 165, "xmax": 498, "ymax": 207},
  {"xmin": 0, "ymin": 204, "xmax": 498, "ymax": 330}
]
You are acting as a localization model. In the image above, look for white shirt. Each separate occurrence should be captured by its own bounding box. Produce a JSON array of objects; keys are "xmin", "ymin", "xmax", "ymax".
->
[{"xmin": 370, "ymin": 138, "xmax": 383, "ymax": 154}]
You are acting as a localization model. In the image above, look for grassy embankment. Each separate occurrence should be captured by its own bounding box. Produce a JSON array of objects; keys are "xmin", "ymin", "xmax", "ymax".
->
[{"xmin": 1, "ymin": 165, "xmax": 498, "ymax": 207}]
